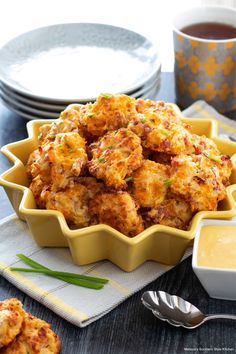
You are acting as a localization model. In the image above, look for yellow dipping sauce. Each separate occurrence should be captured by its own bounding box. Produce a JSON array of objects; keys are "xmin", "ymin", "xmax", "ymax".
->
[{"xmin": 198, "ymin": 225, "xmax": 236, "ymax": 269}]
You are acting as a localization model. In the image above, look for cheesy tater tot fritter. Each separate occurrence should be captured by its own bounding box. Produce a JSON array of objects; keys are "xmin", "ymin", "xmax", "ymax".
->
[
  {"xmin": 81, "ymin": 94, "xmax": 137, "ymax": 137},
  {"xmin": 44, "ymin": 178, "xmax": 104, "ymax": 228},
  {"xmin": 45, "ymin": 184, "xmax": 90, "ymax": 228},
  {"xmin": 132, "ymin": 160, "xmax": 170, "ymax": 208},
  {"xmin": 135, "ymin": 99, "xmax": 183, "ymax": 126},
  {"xmin": 27, "ymin": 132, "xmax": 88, "ymax": 190},
  {"xmin": 89, "ymin": 191, "xmax": 144, "ymax": 237},
  {"xmin": 145, "ymin": 195, "xmax": 193, "ymax": 230},
  {"xmin": 128, "ymin": 111, "xmax": 194, "ymax": 155},
  {"xmin": 170, "ymin": 154, "xmax": 229, "ymax": 212},
  {"xmin": 0, "ymin": 298, "xmax": 25, "ymax": 349},
  {"xmin": 38, "ymin": 119, "xmax": 80, "ymax": 145},
  {"xmin": 88, "ymin": 128, "xmax": 143, "ymax": 189},
  {"xmin": 48, "ymin": 132, "xmax": 87, "ymax": 189},
  {"xmin": 0, "ymin": 313, "xmax": 60, "ymax": 354}
]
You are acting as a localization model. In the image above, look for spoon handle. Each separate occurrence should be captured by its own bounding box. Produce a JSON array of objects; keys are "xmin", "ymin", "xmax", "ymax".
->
[{"xmin": 206, "ymin": 314, "xmax": 236, "ymax": 322}]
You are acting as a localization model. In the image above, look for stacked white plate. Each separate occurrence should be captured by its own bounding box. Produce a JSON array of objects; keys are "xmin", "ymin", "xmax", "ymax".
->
[{"xmin": 0, "ymin": 23, "xmax": 161, "ymax": 120}]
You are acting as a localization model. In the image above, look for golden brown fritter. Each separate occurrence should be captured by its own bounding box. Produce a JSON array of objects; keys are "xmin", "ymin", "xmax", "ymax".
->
[
  {"xmin": 169, "ymin": 154, "xmax": 229, "ymax": 212},
  {"xmin": 89, "ymin": 191, "xmax": 144, "ymax": 237},
  {"xmin": 132, "ymin": 160, "xmax": 170, "ymax": 208},
  {"xmin": 38, "ymin": 119, "xmax": 80, "ymax": 145},
  {"xmin": 88, "ymin": 128, "xmax": 143, "ymax": 189},
  {"xmin": 76, "ymin": 177, "xmax": 105, "ymax": 199},
  {"xmin": 135, "ymin": 99, "xmax": 183, "ymax": 125},
  {"xmin": 145, "ymin": 195, "xmax": 193, "ymax": 230},
  {"xmin": 128, "ymin": 111, "xmax": 193, "ymax": 155},
  {"xmin": 38, "ymin": 104, "xmax": 87, "ymax": 145},
  {"xmin": 26, "ymin": 148, "xmax": 51, "ymax": 183},
  {"xmin": 0, "ymin": 312, "xmax": 60, "ymax": 354},
  {"xmin": 29, "ymin": 176, "xmax": 50, "ymax": 209},
  {"xmin": 45, "ymin": 184, "xmax": 91, "ymax": 228},
  {"xmin": 47, "ymin": 132, "xmax": 87, "ymax": 189},
  {"xmin": 189, "ymin": 134, "xmax": 220, "ymax": 155},
  {"xmin": 27, "ymin": 132, "xmax": 88, "ymax": 190},
  {"xmin": 81, "ymin": 94, "xmax": 137, "ymax": 137},
  {"xmin": 0, "ymin": 298, "xmax": 25, "ymax": 349}
]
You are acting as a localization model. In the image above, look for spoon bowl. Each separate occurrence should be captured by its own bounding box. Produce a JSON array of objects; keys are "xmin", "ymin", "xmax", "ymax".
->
[{"xmin": 141, "ymin": 291, "xmax": 236, "ymax": 329}]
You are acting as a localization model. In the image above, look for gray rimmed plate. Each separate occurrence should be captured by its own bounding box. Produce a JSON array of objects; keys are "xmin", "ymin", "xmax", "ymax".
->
[
  {"xmin": 0, "ymin": 77, "xmax": 161, "ymax": 120},
  {"xmin": 0, "ymin": 65, "xmax": 161, "ymax": 112},
  {"xmin": 0, "ymin": 23, "xmax": 161, "ymax": 103}
]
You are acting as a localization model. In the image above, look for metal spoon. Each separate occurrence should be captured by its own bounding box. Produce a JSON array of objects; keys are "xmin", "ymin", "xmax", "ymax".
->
[{"xmin": 141, "ymin": 291, "xmax": 236, "ymax": 329}]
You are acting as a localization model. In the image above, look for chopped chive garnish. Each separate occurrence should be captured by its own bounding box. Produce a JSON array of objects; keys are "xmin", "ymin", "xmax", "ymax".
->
[
  {"xmin": 87, "ymin": 112, "xmax": 96, "ymax": 118},
  {"xmin": 100, "ymin": 93, "xmax": 113, "ymax": 99},
  {"xmin": 98, "ymin": 157, "xmax": 105, "ymax": 163},
  {"xmin": 125, "ymin": 176, "xmax": 133, "ymax": 183},
  {"xmin": 141, "ymin": 117, "xmax": 147, "ymax": 124},
  {"xmin": 13, "ymin": 254, "xmax": 108, "ymax": 290},
  {"xmin": 203, "ymin": 153, "xmax": 221, "ymax": 163},
  {"xmin": 163, "ymin": 179, "xmax": 172, "ymax": 187},
  {"xmin": 107, "ymin": 146, "xmax": 113, "ymax": 150},
  {"xmin": 162, "ymin": 130, "xmax": 169, "ymax": 136}
]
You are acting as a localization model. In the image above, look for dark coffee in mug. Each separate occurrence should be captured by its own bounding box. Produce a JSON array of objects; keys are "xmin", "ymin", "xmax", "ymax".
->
[{"xmin": 181, "ymin": 22, "xmax": 236, "ymax": 40}]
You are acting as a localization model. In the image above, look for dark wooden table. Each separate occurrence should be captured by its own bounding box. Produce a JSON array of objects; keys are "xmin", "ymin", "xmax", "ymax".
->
[{"xmin": 1, "ymin": 72, "xmax": 236, "ymax": 354}]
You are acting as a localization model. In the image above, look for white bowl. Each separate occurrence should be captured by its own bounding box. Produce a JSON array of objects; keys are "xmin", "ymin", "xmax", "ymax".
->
[{"xmin": 192, "ymin": 219, "xmax": 236, "ymax": 301}]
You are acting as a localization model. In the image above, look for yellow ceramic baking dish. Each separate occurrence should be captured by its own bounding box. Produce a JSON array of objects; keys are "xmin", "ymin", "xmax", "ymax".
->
[{"xmin": 1, "ymin": 106, "xmax": 236, "ymax": 271}]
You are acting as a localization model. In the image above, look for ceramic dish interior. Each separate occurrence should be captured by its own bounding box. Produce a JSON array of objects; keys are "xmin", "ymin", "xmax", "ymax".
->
[
  {"xmin": 0, "ymin": 23, "xmax": 160, "ymax": 102},
  {"xmin": 1, "ymin": 106, "xmax": 236, "ymax": 271}
]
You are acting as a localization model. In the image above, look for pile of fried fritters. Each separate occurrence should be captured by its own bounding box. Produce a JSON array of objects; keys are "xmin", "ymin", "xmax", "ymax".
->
[
  {"xmin": 0, "ymin": 298, "xmax": 60, "ymax": 353},
  {"xmin": 26, "ymin": 94, "xmax": 232, "ymax": 236}
]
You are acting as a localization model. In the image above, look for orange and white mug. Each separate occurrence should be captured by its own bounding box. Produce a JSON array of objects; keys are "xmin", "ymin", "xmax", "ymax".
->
[{"xmin": 173, "ymin": 6, "xmax": 236, "ymax": 113}]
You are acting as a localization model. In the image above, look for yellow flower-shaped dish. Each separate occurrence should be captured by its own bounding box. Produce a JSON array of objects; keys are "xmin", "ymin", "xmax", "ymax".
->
[{"xmin": 1, "ymin": 106, "xmax": 236, "ymax": 271}]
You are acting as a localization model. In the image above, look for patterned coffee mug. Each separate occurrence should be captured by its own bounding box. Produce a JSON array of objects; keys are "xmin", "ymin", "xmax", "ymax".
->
[{"xmin": 173, "ymin": 6, "xmax": 236, "ymax": 113}]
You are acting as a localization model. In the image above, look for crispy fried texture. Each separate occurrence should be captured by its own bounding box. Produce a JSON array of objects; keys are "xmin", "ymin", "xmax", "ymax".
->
[
  {"xmin": 88, "ymin": 128, "xmax": 143, "ymax": 189},
  {"xmin": 27, "ymin": 132, "xmax": 87, "ymax": 190},
  {"xmin": 132, "ymin": 160, "xmax": 170, "ymax": 208},
  {"xmin": 38, "ymin": 119, "xmax": 80, "ymax": 145},
  {"xmin": 26, "ymin": 148, "xmax": 51, "ymax": 183},
  {"xmin": 44, "ymin": 178, "xmax": 104, "ymax": 227},
  {"xmin": 45, "ymin": 184, "xmax": 91, "ymax": 228},
  {"xmin": 170, "ymin": 154, "xmax": 229, "ymax": 212},
  {"xmin": 47, "ymin": 132, "xmax": 87, "ymax": 189},
  {"xmin": 128, "ymin": 110, "xmax": 193, "ymax": 155},
  {"xmin": 81, "ymin": 94, "xmax": 136, "ymax": 137},
  {"xmin": 145, "ymin": 195, "xmax": 193, "ymax": 230},
  {"xmin": 29, "ymin": 176, "xmax": 50, "ymax": 209},
  {"xmin": 1, "ymin": 313, "xmax": 60, "ymax": 354},
  {"xmin": 38, "ymin": 104, "xmax": 86, "ymax": 145},
  {"xmin": 0, "ymin": 298, "xmax": 25, "ymax": 349},
  {"xmin": 135, "ymin": 99, "xmax": 183, "ymax": 125},
  {"xmin": 89, "ymin": 192, "xmax": 144, "ymax": 236}
]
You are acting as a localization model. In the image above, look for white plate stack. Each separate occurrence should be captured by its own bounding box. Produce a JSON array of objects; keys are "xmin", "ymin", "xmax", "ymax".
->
[{"xmin": 0, "ymin": 23, "xmax": 161, "ymax": 120}]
